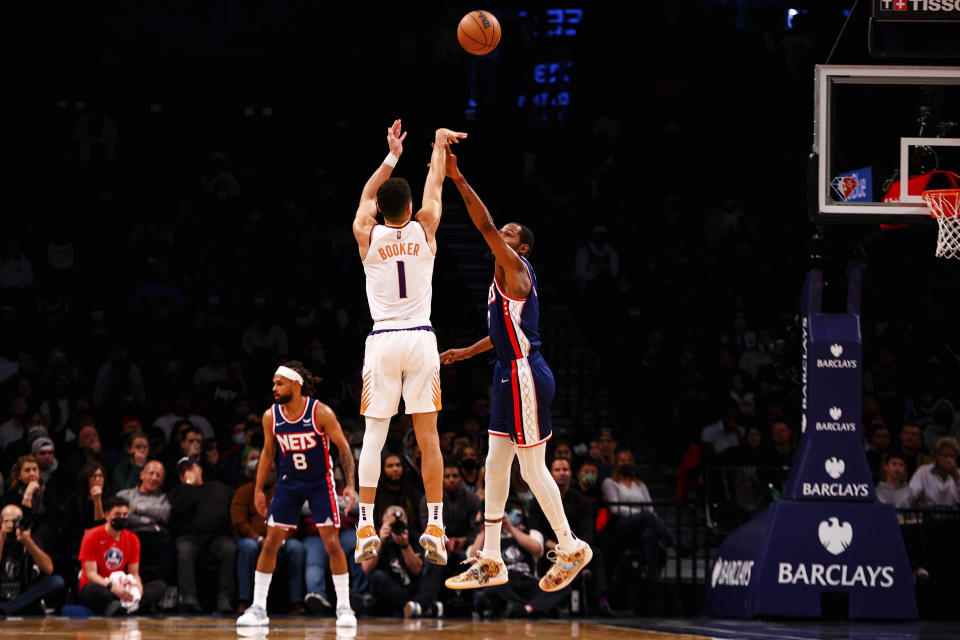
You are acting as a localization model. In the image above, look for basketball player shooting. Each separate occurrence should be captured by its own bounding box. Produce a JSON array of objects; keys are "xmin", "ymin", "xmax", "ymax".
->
[
  {"xmin": 352, "ymin": 120, "xmax": 467, "ymax": 566},
  {"xmin": 236, "ymin": 362, "xmax": 357, "ymax": 628},
  {"xmin": 437, "ymin": 144, "xmax": 593, "ymax": 592}
]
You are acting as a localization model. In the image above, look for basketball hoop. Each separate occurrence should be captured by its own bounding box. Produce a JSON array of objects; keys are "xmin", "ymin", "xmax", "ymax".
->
[{"xmin": 922, "ymin": 189, "xmax": 960, "ymax": 260}]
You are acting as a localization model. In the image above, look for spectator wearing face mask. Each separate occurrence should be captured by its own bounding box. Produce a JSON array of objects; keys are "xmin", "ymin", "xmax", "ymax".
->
[
  {"xmin": 77, "ymin": 496, "xmax": 166, "ymax": 615},
  {"xmin": 457, "ymin": 445, "xmax": 483, "ymax": 499},
  {"xmin": 601, "ymin": 448, "xmax": 677, "ymax": 582}
]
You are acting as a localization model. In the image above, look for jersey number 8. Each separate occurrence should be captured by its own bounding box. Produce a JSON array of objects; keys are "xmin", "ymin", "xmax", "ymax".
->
[{"xmin": 292, "ymin": 453, "xmax": 308, "ymax": 470}]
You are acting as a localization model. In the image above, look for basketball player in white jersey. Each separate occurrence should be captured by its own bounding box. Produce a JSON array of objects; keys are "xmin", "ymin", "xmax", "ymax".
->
[{"xmin": 352, "ymin": 120, "xmax": 466, "ymax": 566}]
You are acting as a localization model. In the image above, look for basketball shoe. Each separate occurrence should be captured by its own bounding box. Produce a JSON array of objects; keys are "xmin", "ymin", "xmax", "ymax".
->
[
  {"xmin": 445, "ymin": 551, "xmax": 508, "ymax": 589},
  {"xmin": 539, "ymin": 539, "xmax": 593, "ymax": 592},
  {"xmin": 418, "ymin": 524, "xmax": 448, "ymax": 565},
  {"xmin": 354, "ymin": 525, "xmax": 381, "ymax": 562}
]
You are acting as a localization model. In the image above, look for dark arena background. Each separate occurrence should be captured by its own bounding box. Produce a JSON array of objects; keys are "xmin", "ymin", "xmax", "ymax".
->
[{"xmin": 2, "ymin": 3, "xmax": 959, "ymax": 640}]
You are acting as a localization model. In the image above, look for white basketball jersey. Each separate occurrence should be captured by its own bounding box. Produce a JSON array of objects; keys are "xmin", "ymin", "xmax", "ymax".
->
[{"xmin": 363, "ymin": 221, "xmax": 435, "ymax": 328}]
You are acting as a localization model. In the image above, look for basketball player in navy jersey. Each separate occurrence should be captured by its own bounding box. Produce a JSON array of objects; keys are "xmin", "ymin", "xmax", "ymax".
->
[
  {"xmin": 237, "ymin": 362, "xmax": 357, "ymax": 628},
  {"xmin": 438, "ymin": 145, "xmax": 592, "ymax": 592}
]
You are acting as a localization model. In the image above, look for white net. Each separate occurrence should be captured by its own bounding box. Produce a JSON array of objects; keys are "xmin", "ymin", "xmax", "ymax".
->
[{"xmin": 923, "ymin": 190, "xmax": 960, "ymax": 260}]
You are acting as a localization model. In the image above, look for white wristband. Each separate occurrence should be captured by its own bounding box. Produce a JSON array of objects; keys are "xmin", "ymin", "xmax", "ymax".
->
[{"xmin": 383, "ymin": 153, "xmax": 398, "ymax": 168}]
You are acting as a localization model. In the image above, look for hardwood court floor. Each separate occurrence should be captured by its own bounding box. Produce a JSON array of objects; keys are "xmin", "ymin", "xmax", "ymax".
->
[{"xmin": 0, "ymin": 616, "xmax": 710, "ymax": 640}]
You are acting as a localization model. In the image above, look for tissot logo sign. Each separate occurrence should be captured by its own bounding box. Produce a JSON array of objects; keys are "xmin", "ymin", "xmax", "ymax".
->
[
  {"xmin": 777, "ymin": 517, "xmax": 895, "ymax": 588},
  {"xmin": 875, "ymin": 0, "xmax": 960, "ymax": 18},
  {"xmin": 817, "ymin": 344, "xmax": 858, "ymax": 369},
  {"xmin": 711, "ymin": 557, "xmax": 755, "ymax": 588},
  {"xmin": 815, "ymin": 406, "xmax": 857, "ymax": 432}
]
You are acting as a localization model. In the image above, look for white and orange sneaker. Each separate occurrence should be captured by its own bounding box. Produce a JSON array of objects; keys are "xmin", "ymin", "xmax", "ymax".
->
[
  {"xmin": 354, "ymin": 525, "xmax": 381, "ymax": 563},
  {"xmin": 539, "ymin": 539, "xmax": 593, "ymax": 592},
  {"xmin": 418, "ymin": 524, "xmax": 449, "ymax": 565},
  {"xmin": 444, "ymin": 551, "xmax": 508, "ymax": 589}
]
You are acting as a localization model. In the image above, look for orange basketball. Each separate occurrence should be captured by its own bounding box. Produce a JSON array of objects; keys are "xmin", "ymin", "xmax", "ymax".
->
[{"xmin": 458, "ymin": 10, "xmax": 501, "ymax": 56}]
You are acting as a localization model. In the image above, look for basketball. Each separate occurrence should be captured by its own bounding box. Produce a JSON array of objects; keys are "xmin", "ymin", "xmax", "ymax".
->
[{"xmin": 458, "ymin": 10, "xmax": 501, "ymax": 56}]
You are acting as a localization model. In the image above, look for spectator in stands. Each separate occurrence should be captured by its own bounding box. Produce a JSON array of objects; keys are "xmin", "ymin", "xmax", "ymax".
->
[
  {"xmin": 602, "ymin": 448, "xmax": 676, "ymax": 581},
  {"xmin": 0, "ymin": 396, "xmax": 29, "ymax": 450},
  {"xmin": 112, "ymin": 432, "xmax": 149, "ymax": 491},
  {"xmin": 153, "ymin": 390, "xmax": 215, "ymax": 440},
  {"xmin": 920, "ymin": 399, "xmax": 960, "ymax": 454},
  {"xmin": 361, "ymin": 505, "xmax": 443, "ymax": 618},
  {"xmin": 574, "ymin": 225, "xmax": 619, "ymax": 298},
  {"xmin": 865, "ymin": 424, "xmax": 892, "ymax": 482},
  {"xmin": 700, "ymin": 402, "xmax": 745, "ymax": 458},
  {"xmin": 876, "ymin": 452, "xmax": 911, "ymax": 508},
  {"xmin": 64, "ymin": 421, "xmax": 117, "ymax": 480},
  {"xmin": 764, "ymin": 420, "xmax": 796, "ymax": 467},
  {"xmin": 587, "ymin": 438, "xmax": 613, "ymax": 480},
  {"xmin": 551, "ymin": 439, "xmax": 575, "ymax": 465},
  {"xmin": 419, "ymin": 461, "xmax": 481, "ymax": 564},
  {"xmin": 373, "ymin": 454, "xmax": 423, "ymax": 535},
  {"xmin": 169, "ymin": 457, "xmax": 236, "ymax": 613},
  {"xmin": 3, "ymin": 455, "xmax": 58, "ymax": 550},
  {"xmin": 457, "ymin": 445, "xmax": 482, "ymax": 498},
  {"xmin": 166, "ymin": 424, "xmax": 203, "ymax": 485},
  {"xmin": 30, "ymin": 437, "xmax": 62, "ymax": 498},
  {"xmin": 471, "ymin": 496, "xmax": 563, "ymax": 618},
  {"xmin": 907, "ymin": 437, "xmax": 959, "ymax": 508},
  {"xmin": 77, "ymin": 496, "xmax": 165, "ymax": 615},
  {"xmin": 116, "ymin": 461, "xmax": 175, "ymax": 588},
  {"xmin": 892, "ymin": 423, "xmax": 934, "ymax": 479},
  {"xmin": 92, "ymin": 346, "xmax": 146, "ymax": 409},
  {"xmin": 62, "ymin": 461, "xmax": 109, "ymax": 559},
  {"xmin": 0, "ymin": 504, "xmax": 64, "ymax": 617},
  {"xmin": 231, "ymin": 461, "xmax": 306, "ymax": 615},
  {"xmin": 575, "ymin": 460, "xmax": 603, "ymax": 517}
]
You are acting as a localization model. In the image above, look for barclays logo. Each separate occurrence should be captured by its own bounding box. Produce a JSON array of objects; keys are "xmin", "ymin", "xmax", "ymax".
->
[
  {"xmin": 831, "ymin": 344, "xmax": 843, "ymax": 357},
  {"xmin": 816, "ymin": 407, "xmax": 856, "ymax": 432},
  {"xmin": 830, "ymin": 407, "xmax": 842, "ymax": 421},
  {"xmin": 711, "ymin": 557, "xmax": 755, "ymax": 588},
  {"xmin": 818, "ymin": 517, "xmax": 853, "ymax": 555},
  {"xmin": 816, "ymin": 345, "xmax": 857, "ymax": 369},
  {"xmin": 825, "ymin": 457, "xmax": 845, "ymax": 479}
]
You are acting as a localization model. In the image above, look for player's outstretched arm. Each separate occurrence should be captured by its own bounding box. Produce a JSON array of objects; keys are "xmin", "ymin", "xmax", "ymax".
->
[
  {"xmin": 444, "ymin": 146, "xmax": 530, "ymax": 296},
  {"xmin": 416, "ymin": 128, "xmax": 467, "ymax": 240},
  {"xmin": 254, "ymin": 409, "xmax": 276, "ymax": 517},
  {"xmin": 439, "ymin": 335, "xmax": 493, "ymax": 365},
  {"xmin": 314, "ymin": 402, "xmax": 357, "ymax": 512},
  {"xmin": 354, "ymin": 119, "xmax": 407, "ymax": 256}
]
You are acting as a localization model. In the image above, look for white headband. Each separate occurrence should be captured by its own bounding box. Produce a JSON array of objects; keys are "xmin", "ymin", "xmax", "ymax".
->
[{"xmin": 275, "ymin": 366, "xmax": 304, "ymax": 385}]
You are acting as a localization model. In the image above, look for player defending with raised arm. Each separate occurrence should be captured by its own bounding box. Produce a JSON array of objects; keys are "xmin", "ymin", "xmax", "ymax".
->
[
  {"xmin": 237, "ymin": 362, "xmax": 357, "ymax": 628},
  {"xmin": 438, "ymin": 145, "xmax": 592, "ymax": 592},
  {"xmin": 352, "ymin": 120, "xmax": 466, "ymax": 566}
]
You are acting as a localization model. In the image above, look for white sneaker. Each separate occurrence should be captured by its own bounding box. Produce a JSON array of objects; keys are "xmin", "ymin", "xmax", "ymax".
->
[
  {"xmin": 354, "ymin": 525, "xmax": 381, "ymax": 563},
  {"xmin": 336, "ymin": 605, "xmax": 357, "ymax": 628},
  {"xmin": 418, "ymin": 524, "xmax": 448, "ymax": 565},
  {"xmin": 236, "ymin": 603, "xmax": 270, "ymax": 626}
]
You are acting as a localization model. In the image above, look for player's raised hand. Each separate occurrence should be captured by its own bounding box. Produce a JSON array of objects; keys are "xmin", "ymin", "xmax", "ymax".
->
[
  {"xmin": 387, "ymin": 119, "xmax": 407, "ymax": 157},
  {"xmin": 435, "ymin": 128, "xmax": 467, "ymax": 145},
  {"xmin": 443, "ymin": 143, "xmax": 461, "ymax": 180}
]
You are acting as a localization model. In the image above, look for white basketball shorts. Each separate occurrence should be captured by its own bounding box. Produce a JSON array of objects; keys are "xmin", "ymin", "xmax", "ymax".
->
[{"xmin": 360, "ymin": 327, "xmax": 441, "ymax": 418}]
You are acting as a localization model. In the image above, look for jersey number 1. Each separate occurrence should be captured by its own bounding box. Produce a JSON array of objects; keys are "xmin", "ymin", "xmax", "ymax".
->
[
  {"xmin": 292, "ymin": 453, "xmax": 307, "ymax": 470},
  {"xmin": 397, "ymin": 261, "xmax": 407, "ymax": 298}
]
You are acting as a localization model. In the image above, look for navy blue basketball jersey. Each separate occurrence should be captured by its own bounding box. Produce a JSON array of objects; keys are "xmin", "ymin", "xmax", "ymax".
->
[
  {"xmin": 271, "ymin": 397, "xmax": 333, "ymax": 482},
  {"xmin": 487, "ymin": 257, "xmax": 543, "ymax": 363}
]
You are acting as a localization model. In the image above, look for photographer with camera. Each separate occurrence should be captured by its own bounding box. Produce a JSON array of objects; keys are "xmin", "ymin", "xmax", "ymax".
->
[
  {"xmin": 361, "ymin": 505, "xmax": 444, "ymax": 617},
  {"xmin": 0, "ymin": 504, "xmax": 64, "ymax": 618}
]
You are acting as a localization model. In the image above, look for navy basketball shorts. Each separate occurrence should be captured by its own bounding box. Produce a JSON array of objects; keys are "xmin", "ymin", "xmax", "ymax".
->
[
  {"xmin": 489, "ymin": 350, "xmax": 555, "ymax": 447},
  {"xmin": 266, "ymin": 477, "xmax": 340, "ymax": 530}
]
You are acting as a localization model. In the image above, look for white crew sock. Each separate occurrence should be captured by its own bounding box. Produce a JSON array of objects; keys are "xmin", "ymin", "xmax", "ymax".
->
[
  {"xmin": 253, "ymin": 570, "xmax": 272, "ymax": 610},
  {"xmin": 358, "ymin": 503, "xmax": 375, "ymax": 528},
  {"xmin": 333, "ymin": 572, "xmax": 350, "ymax": 609},
  {"xmin": 427, "ymin": 502, "xmax": 443, "ymax": 528},
  {"xmin": 482, "ymin": 520, "xmax": 503, "ymax": 560}
]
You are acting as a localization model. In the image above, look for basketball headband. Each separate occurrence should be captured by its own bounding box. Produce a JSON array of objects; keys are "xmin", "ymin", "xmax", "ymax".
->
[{"xmin": 275, "ymin": 366, "xmax": 304, "ymax": 385}]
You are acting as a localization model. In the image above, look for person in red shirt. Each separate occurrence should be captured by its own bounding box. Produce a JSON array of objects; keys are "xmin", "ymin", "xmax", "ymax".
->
[{"xmin": 78, "ymin": 496, "xmax": 165, "ymax": 615}]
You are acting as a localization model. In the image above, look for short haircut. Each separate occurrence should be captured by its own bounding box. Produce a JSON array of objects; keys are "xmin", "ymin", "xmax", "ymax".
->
[
  {"xmin": 881, "ymin": 452, "xmax": 905, "ymax": 466},
  {"xmin": 443, "ymin": 459, "xmax": 460, "ymax": 471},
  {"xmin": 376, "ymin": 178, "xmax": 412, "ymax": 222},
  {"xmin": 576, "ymin": 459, "xmax": 598, "ymax": 474},
  {"xmin": 934, "ymin": 436, "xmax": 959, "ymax": 456},
  {"xmin": 512, "ymin": 223, "xmax": 534, "ymax": 255},
  {"xmin": 103, "ymin": 496, "xmax": 129, "ymax": 512},
  {"xmin": 180, "ymin": 425, "xmax": 203, "ymax": 441}
]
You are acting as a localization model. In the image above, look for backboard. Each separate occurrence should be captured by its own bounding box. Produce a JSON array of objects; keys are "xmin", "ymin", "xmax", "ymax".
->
[{"xmin": 810, "ymin": 65, "xmax": 960, "ymax": 223}]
